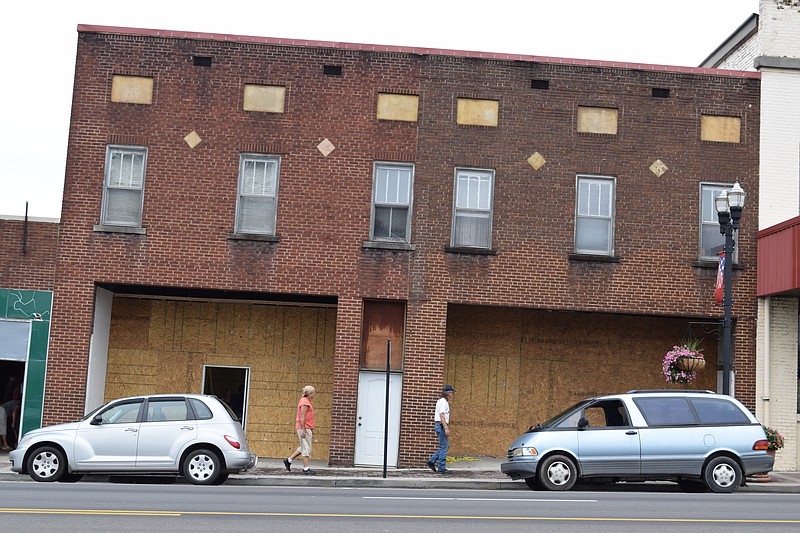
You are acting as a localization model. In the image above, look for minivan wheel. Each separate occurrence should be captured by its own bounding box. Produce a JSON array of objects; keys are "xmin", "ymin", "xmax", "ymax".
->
[
  {"xmin": 27, "ymin": 446, "xmax": 66, "ymax": 482},
  {"xmin": 703, "ymin": 456, "xmax": 742, "ymax": 493},
  {"xmin": 538, "ymin": 454, "xmax": 577, "ymax": 491},
  {"xmin": 182, "ymin": 449, "xmax": 221, "ymax": 485}
]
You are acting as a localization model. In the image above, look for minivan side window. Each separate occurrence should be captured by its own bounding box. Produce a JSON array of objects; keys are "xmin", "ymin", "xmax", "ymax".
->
[
  {"xmin": 555, "ymin": 399, "xmax": 628, "ymax": 428},
  {"xmin": 690, "ymin": 398, "xmax": 750, "ymax": 424},
  {"xmin": 634, "ymin": 397, "xmax": 696, "ymax": 426}
]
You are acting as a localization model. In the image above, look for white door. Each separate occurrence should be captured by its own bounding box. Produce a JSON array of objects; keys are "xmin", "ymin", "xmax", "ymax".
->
[{"xmin": 355, "ymin": 372, "xmax": 402, "ymax": 466}]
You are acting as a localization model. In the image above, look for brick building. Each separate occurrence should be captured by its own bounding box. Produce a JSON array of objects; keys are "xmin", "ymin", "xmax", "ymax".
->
[{"xmin": 2, "ymin": 25, "xmax": 760, "ymax": 466}]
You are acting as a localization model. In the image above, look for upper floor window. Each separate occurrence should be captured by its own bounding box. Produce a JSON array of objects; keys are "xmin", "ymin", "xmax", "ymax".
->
[
  {"xmin": 700, "ymin": 182, "xmax": 737, "ymax": 261},
  {"xmin": 452, "ymin": 168, "xmax": 494, "ymax": 249},
  {"xmin": 102, "ymin": 146, "xmax": 147, "ymax": 227},
  {"xmin": 575, "ymin": 175, "xmax": 615, "ymax": 256},
  {"xmin": 236, "ymin": 154, "xmax": 280, "ymax": 235},
  {"xmin": 371, "ymin": 163, "xmax": 413, "ymax": 242}
]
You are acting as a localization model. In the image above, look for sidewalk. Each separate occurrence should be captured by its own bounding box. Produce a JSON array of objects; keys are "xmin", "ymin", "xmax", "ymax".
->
[{"xmin": 2, "ymin": 452, "xmax": 799, "ymax": 493}]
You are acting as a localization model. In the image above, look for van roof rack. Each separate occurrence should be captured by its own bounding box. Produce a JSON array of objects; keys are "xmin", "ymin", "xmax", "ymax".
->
[{"xmin": 625, "ymin": 389, "xmax": 714, "ymax": 394}]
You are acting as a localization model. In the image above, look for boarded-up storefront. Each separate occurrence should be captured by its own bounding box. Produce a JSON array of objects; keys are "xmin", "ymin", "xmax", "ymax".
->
[
  {"xmin": 444, "ymin": 304, "xmax": 718, "ymax": 456},
  {"xmin": 105, "ymin": 297, "xmax": 336, "ymax": 459}
]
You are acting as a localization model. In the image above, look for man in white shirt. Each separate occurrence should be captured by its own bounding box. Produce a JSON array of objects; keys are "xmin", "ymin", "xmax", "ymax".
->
[{"xmin": 426, "ymin": 384, "xmax": 455, "ymax": 474}]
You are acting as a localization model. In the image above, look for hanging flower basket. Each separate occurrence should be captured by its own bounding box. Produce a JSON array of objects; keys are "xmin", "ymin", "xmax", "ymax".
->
[
  {"xmin": 677, "ymin": 356, "xmax": 706, "ymax": 372},
  {"xmin": 663, "ymin": 339, "xmax": 705, "ymax": 385}
]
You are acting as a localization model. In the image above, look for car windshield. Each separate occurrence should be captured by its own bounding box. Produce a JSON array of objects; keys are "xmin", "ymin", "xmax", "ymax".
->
[{"xmin": 532, "ymin": 399, "xmax": 592, "ymax": 429}]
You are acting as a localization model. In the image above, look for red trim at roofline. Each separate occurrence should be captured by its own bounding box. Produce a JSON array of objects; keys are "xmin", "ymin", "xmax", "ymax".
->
[{"xmin": 76, "ymin": 24, "xmax": 761, "ymax": 79}]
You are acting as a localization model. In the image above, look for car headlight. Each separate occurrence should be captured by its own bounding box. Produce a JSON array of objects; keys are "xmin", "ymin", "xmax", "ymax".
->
[{"xmin": 512, "ymin": 447, "xmax": 538, "ymax": 457}]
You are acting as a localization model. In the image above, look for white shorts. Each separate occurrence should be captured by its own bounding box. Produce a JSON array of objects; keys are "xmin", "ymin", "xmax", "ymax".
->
[{"xmin": 295, "ymin": 429, "xmax": 313, "ymax": 457}]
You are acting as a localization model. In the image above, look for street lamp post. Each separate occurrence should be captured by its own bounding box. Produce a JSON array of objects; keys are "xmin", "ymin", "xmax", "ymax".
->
[{"xmin": 715, "ymin": 181, "xmax": 746, "ymax": 396}]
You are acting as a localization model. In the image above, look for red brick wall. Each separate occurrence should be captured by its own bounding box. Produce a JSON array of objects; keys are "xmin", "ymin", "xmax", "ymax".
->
[
  {"xmin": 0, "ymin": 218, "xmax": 58, "ymax": 290},
  {"xmin": 48, "ymin": 29, "xmax": 760, "ymax": 464}
]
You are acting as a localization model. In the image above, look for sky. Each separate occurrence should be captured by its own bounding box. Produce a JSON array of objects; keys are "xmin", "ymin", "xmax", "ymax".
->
[{"xmin": 0, "ymin": 0, "xmax": 759, "ymax": 219}]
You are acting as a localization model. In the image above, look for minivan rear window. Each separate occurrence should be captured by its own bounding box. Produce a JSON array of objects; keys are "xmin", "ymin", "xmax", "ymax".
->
[{"xmin": 690, "ymin": 397, "xmax": 750, "ymax": 424}]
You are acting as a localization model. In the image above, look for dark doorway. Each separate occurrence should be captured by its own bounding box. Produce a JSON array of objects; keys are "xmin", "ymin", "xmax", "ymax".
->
[
  {"xmin": 1, "ymin": 360, "xmax": 25, "ymax": 447},
  {"xmin": 202, "ymin": 366, "xmax": 249, "ymax": 429}
]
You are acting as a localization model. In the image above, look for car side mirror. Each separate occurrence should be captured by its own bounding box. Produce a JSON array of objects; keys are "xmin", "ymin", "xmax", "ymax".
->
[
  {"xmin": 577, "ymin": 417, "xmax": 589, "ymax": 429},
  {"xmin": 90, "ymin": 415, "xmax": 104, "ymax": 426}
]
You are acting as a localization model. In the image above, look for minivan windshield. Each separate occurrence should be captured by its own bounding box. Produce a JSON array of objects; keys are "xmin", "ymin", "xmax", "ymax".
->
[{"xmin": 532, "ymin": 399, "xmax": 592, "ymax": 429}]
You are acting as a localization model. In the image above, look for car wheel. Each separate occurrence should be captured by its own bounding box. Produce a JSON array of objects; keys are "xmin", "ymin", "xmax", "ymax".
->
[
  {"xmin": 27, "ymin": 446, "xmax": 67, "ymax": 482},
  {"xmin": 523, "ymin": 476, "xmax": 543, "ymax": 490},
  {"xmin": 182, "ymin": 449, "xmax": 221, "ymax": 485},
  {"xmin": 703, "ymin": 456, "xmax": 742, "ymax": 493},
  {"xmin": 537, "ymin": 454, "xmax": 577, "ymax": 491}
]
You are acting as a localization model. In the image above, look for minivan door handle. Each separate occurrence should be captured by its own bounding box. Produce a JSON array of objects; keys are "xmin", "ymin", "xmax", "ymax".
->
[{"xmin": 626, "ymin": 430, "xmax": 638, "ymax": 435}]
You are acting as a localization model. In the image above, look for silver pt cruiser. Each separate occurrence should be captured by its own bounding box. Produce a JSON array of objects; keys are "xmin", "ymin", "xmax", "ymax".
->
[{"xmin": 10, "ymin": 393, "xmax": 257, "ymax": 485}]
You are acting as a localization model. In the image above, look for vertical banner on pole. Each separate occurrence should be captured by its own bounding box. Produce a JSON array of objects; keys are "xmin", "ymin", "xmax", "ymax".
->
[{"xmin": 715, "ymin": 252, "xmax": 725, "ymax": 305}]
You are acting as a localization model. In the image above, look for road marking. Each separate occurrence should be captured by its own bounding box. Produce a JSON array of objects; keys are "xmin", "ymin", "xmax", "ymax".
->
[
  {"xmin": 363, "ymin": 497, "xmax": 598, "ymax": 502},
  {"xmin": 2, "ymin": 508, "xmax": 799, "ymax": 523},
  {"xmin": 0, "ymin": 508, "xmax": 179, "ymax": 516}
]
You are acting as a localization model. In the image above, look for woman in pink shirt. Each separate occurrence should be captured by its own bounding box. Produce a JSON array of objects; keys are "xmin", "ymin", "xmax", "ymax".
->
[{"xmin": 284, "ymin": 385, "xmax": 316, "ymax": 474}]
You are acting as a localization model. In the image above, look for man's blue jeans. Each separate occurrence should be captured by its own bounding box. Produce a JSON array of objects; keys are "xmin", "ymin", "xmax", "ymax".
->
[{"xmin": 428, "ymin": 421, "xmax": 449, "ymax": 472}]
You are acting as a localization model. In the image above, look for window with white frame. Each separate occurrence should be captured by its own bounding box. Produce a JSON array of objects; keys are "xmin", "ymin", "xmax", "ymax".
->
[
  {"xmin": 102, "ymin": 146, "xmax": 147, "ymax": 227},
  {"xmin": 236, "ymin": 154, "xmax": 280, "ymax": 235},
  {"xmin": 575, "ymin": 175, "xmax": 615, "ymax": 256},
  {"xmin": 700, "ymin": 182, "xmax": 736, "ymax": 261},
  {"xmin": 372, "ymin": 163, "xmax": 413, "ymax": 242},
  {"xmin": 452, "ymin": 168, "xmax": 494, "ymax": 249}
]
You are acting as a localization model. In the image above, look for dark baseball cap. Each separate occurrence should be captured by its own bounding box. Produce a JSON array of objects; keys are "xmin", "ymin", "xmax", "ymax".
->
[{"xmin": 443, "ymin": 385, "xmax": 456, "ymax": 392}]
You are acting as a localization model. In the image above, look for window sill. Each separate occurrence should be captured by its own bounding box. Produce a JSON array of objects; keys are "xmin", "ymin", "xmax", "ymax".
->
[
  {"xmin": 362, "ymin": 241, "xmax": 415, "ymax": 251},
  {"xmin": 93, "ymin": 224, "xmax": 146, "ymax": 235},
  {"xmin": 228, "ymin": 233, "xmax": 280, "ymax": 242},
  {"xmin": 693, "ymin": 260, "xmax": 744, "ymax": 270},
  {"xmin": 569, "ymin": 253, "xmax": 620, "ymax": 263},
  {"xmin": 444, "ymin": 246, "xmax": 497, "ymax": 255}
]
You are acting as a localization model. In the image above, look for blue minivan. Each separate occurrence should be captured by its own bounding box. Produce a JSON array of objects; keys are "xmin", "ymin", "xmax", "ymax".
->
[{"xmin": 501, "ymin": 390, "xmax": 773, "ymax": 493}]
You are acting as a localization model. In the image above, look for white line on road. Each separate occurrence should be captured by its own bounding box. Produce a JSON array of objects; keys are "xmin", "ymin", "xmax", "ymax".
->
[{"xmin": 363, "ymin": 497, "xmax": 597, "ymax": 502}]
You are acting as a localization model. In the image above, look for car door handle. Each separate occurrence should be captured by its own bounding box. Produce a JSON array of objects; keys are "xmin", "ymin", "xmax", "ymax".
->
[
  {"xmin": 125, "ymin": 428, "xmax": 138, "ymax": 433},
  {"xmin": 626, "ymin": 430, "xmax": 638, "ymax": 435},
  {"xmin": 181, "ymin": 426, "xmax": 194, "ymax": 431}
]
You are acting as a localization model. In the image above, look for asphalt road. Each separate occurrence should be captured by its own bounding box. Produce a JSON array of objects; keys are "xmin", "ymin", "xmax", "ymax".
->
[{"xmin": 2, "ymin": 481, "xmax": 799, "ymax": 532}]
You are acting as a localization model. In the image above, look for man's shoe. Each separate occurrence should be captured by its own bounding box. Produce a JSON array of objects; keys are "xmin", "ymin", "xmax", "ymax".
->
[
  {"xmin": 302, "ymin": 468, "xmax": 316, "ymax": 475},
  {"xmin": 426, "ymin": 461, "xmax": 437, "ymax": 473},
  {"xmin": 283, "ymin": 458, "xmax": 291, "ymax": 471},
  {"xmin": 438, "ymin": 469, "xmax": 452, "ymax": 475}
]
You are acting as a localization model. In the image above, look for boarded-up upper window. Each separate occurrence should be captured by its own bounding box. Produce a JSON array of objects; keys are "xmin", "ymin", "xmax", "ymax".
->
[
  {"xmin": 360, "ymin": 300, "xmax": 405, "ymax": 370},
  {"xmin": 243, "ymin": 84, "xmax": 286, "ymax": 113},
  {"xmin": 700, "ymin": 115, "xmax": 741, "ymax": 143},
  {"xmin": 577, "ymin": 106, "xmax": 618, "ymax": 135},
  {"xmin": 111, "ymin": 75, "xmax": 153, "ymax": 105},
  {"xmin": 377, "ymin": 93, "xmax": 419, "ymax": 122},
  {"xmin": 457, "ymin": 98, "xmax": 499, "ymax": 127}
]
